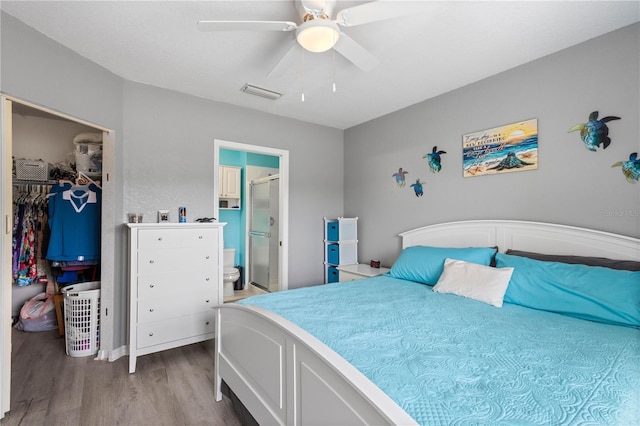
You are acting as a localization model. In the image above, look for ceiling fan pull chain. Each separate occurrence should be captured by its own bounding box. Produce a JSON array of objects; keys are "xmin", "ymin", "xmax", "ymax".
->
[
  {"xmin": 332, "ymin": 32, "xmax": 337, "ymax": 93},
  {"xmin": 301, "ymin": 48, "xmax": 305, "ymax": 102},
  {"xmin": 332, "ymin": 59, "xmax": 336, "ymax": 92}
]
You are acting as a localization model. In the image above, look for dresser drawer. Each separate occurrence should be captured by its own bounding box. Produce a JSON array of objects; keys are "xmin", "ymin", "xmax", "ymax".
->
[
  {"xmin": 138, "ymin": 228, "xmax": 182, "ymax": 249},
  {"xmin": 137, "ymin": 248, "xmax": 216, "ymax": 274},
  {"xmin": 180, "ymin": 228, "xmax": 219, "ymax": 248},
  {"xmin": 137, "ymin": 290, "xmax": 216, "ymax": 323},
  {"xmin": 137, "ymin": 272, "xmax": 217, "ymax": 300},
  {"xmin": 137, "ymin": 311, "xmax": 216, "ymax": 349},
  {"xmin": 137, "ymin": 228, "xmax": 219, "ymax": 250}
]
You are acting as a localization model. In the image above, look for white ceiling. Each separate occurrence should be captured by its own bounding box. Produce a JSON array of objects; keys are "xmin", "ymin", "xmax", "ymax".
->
[{"xmin": 2, "ymin": 1, "xmax": 639, "ymax": 130}]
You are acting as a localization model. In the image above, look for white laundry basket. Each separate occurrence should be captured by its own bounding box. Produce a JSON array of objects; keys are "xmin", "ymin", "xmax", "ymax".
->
[{"xmin": 62, "ymin": 281, "xmax": 101, "ymax": 357}]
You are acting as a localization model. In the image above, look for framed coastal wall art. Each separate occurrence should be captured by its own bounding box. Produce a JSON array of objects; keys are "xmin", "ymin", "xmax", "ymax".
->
[{"xmin": 463, "ymin": 118, "xmax": 538, "ymax": 177}]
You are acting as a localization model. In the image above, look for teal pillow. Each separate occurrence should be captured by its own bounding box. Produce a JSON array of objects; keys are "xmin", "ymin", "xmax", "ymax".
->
[
  {"xmin": 389, "ymin": 246, "xmax": 498, "ymax": 285},
  {"xmin": 496, "ymin": 253, "xmax": 640, "ymax": 328}
]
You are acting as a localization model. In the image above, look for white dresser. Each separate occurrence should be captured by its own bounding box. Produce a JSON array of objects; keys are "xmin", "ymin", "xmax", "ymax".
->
[{"xmin": 127, "ymin": 223, "xmax": 225, "ymax": 373}]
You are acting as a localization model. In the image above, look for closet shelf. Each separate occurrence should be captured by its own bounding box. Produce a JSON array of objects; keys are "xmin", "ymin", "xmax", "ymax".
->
[{"xmin": 13, "ymin": 179, "xmax": 58, "ymax": 185}]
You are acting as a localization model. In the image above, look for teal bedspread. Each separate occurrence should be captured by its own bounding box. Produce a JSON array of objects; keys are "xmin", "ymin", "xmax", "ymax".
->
[{"xmin": 238, "ymin": 275, "xmax": 640, "ymax": 425}]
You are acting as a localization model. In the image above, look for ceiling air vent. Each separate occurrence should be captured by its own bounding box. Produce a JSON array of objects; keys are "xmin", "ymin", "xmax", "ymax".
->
[{"xmin": 241, "ymin": 84, "xmax": 282, "ymax": 100}]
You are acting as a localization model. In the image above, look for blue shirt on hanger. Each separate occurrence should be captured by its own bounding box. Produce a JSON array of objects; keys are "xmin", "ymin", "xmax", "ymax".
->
[{"xmin": 47, "ymin": 182, "xmax": 101, "ymax": 261}]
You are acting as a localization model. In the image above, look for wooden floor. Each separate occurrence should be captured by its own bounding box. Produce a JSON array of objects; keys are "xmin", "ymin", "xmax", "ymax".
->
[{"xmin": 1, "ymin": 328, "xmax": 242, "ymax": 426}]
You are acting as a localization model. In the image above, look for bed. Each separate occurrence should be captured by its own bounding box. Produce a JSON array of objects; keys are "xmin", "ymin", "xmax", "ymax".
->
[{"xmin": 214, "ymin": 220, "xmax": 640, "ymax": 425}]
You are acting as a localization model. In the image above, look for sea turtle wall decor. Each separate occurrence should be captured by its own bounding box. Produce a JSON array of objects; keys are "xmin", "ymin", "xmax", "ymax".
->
[
  {"xmin": 612, "ymin": 152, "xmax": 640, "ymax": 184},
  {"xmin": 410, "ymin": 179, "xmax": 425, "ymax": 197},
  {"xmin": 568, "ymin": 111, "xmax": 620, "ymax": 151},
  {"xmin": 463, "ymin": 118, "xmax": 538, "ymax": 178},
  {"xmin": 392, "ymin": 167, "xmax": 409, "ymax": 187},
  {"xmin": 424, "ymin": 146, "xmax": 446, "ymax": 173}
]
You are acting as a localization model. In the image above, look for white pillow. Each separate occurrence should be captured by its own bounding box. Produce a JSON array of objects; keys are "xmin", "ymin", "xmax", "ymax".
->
[{"xmin": 433, "ymin": 258, "xmax": 514, "ymax": 307}]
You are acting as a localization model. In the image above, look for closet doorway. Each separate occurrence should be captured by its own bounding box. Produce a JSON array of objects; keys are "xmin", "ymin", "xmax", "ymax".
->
[
  {"xmin": 0, "ymin": 96, "xmax": 115, "ymax": 418},
  {"xmin": 213, "ymin": 139, "xmax": 289, "ymax": 293}
]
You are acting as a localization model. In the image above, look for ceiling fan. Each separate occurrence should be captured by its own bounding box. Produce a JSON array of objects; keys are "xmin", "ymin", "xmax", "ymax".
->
[{"xmin": 197, "ymin": 0, "xmax": 423, "ymax": 77}]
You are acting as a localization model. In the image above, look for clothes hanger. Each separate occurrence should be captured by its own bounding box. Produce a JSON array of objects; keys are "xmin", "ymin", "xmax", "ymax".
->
[{"xmin": 76, "ymin": 171, "xmax": 102, "ymax": 190}]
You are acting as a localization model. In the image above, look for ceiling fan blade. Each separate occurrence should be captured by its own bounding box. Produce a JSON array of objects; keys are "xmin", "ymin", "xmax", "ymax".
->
[
  {"xmin": 197, "ymin": 21, "xmax": 297, "ymax": 32},
  {"xmin": 267, "ymin": 40, "xmax": 302, "ymax": 79},
  {"xmin": 336, "ymin": 1, "xmax": 427, "ymax": 27},
  {"xmin": 333, "ymin": 33, "xmax": 379, "ymax": 71}
]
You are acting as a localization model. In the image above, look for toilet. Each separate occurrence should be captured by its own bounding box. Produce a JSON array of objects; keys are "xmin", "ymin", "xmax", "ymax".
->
[{"xmin": 223, "ymin": 248, "xmax": 240, "ymax": 297}]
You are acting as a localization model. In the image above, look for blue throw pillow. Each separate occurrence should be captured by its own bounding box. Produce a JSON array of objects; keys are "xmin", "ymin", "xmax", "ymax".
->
[
  {"xmin": 496, "ymin": 253, "xmax": 640, "ymax": 328},
  {"xmin": 389, "ymin": 246, "xmax": 498, "ymax": 285}
]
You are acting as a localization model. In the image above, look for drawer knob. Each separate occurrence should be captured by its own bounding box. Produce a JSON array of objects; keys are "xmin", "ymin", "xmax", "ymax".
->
[
  {"xmin": 205, "ymin": 299, "xmax": 210, "ymax": 303},
  {"xmin": 149, "ymin": 284, "xmax": 155, "ymax": 288},
  {"xmin": 205, "ymin": 256, "xmax": 210, "ymax": 260},
  {"xmin": 206, "ymin": 321, "xmax": 210, "ymax": 325},
  {"xmin": 149, "ymin": 332, "xmax": 154, "ymax": 336},
  {"xmin": 149, "ymin": 260, "xmax": 155, "ymax": 264},
  {"xmin": 206, "ymin": 277, "xmax": 210, "ymax": 281},
  {"xmin": 149, "ymin": 308, "xmax": 154, "ymax": 312},
  {"xmin": 199, "ymin": 235, "xmax": 203, "ymax": 239},
  {"xmin": 158, "ymin": 237, "xmax": 163, "ymax": 241}
]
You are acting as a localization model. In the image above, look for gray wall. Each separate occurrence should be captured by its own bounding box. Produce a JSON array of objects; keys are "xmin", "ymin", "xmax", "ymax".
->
[
  {"xmin": 2, "ymin": 12, "xmax": 344, "ymax": 351},
  {"xmin": 344, "ymin": 23, "xmax": 640, "ymax": 267},
  {"xmin": 1, "ymin": 12, "xmax": 126, "ymax": 352},
  {"xmin": 121, "ymin": 80, "xmax": 344, "ymax": 289}
]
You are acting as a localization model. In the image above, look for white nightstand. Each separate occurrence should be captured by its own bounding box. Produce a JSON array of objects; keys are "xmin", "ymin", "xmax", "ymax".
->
[{"xmin": 336, "ymin": 263, "xmax": 390, "ymax": 282}]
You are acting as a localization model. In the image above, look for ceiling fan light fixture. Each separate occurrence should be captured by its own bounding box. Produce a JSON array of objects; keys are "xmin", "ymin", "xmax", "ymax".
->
[{"xmin": 296, "ymin": 20, "xmax": 339, "ymax": 53}]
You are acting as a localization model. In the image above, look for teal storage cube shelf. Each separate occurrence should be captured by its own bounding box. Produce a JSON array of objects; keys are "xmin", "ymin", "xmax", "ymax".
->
[{"xmin": 324, "ymin": 217, "xmax": 358, "ymax": 283}]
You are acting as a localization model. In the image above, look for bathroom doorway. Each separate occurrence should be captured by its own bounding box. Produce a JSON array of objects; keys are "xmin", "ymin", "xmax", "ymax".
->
[{"xmin": 213, "ymin": 139, "xmax": 289, "ymax": 292}]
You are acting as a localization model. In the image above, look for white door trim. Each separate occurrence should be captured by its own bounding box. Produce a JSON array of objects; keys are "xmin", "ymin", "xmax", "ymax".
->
[{"xmin": 1, "ymin": 97, "xmax": 13, "ymax": 419}]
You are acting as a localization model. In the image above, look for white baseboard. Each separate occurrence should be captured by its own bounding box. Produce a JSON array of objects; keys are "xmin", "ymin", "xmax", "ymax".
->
[{"xmin": 101, "ymin": 345, "xmax": 128, "ymax": 362}]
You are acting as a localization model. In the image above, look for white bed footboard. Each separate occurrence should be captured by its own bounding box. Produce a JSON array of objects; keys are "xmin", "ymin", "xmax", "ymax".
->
[{"xmin": 215, "ymin": 304, "xmax": 417, "ymax": 426}]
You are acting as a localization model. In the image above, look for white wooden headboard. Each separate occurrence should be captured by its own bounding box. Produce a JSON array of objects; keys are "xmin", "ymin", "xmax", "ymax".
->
[{"xmin": 400, "ymin": 220, "xmax": 640, "ymax": 261}]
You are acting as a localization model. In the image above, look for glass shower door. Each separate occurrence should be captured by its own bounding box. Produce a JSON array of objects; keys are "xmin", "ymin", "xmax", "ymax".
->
[
  {"xmin": 249, "ymin": 179, "xmax": 272, "ymax": 291},
  {"xmin": 249, "ymin": 176, "xmax": 279, "ymax": 292}
]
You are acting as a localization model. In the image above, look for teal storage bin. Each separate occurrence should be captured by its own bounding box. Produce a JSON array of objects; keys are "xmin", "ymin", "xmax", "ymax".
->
[
  {"xmin": 326, "ymin": 221, "xmax": 339, "ymax": 241},
  {"xmin": 327, "ymin": 266, "xmax": 339, "ymax": 283},
  {"xmin": 327, "ymin": 244, "xmax": 339, "ymax": 265}
]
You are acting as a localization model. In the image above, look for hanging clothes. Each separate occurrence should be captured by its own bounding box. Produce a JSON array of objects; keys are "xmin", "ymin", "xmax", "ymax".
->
[
  {"xmin": 12, "ymin": 184, "xmax": 50, "ymax": 286},
  {"xmin": 47, "ymin": 182, "xmax": 101, "ymax": 262}
]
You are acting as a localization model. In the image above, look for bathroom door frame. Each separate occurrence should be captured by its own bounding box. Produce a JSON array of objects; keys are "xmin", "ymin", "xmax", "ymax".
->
[{"xmin": 213, "ymin": 139, "xmax": 289, "ymax": 292}]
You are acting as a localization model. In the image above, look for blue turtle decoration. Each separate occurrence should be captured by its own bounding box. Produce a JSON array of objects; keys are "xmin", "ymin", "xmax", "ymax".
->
[
  {"xmin": 612, "ymin": 152, "xmax": 640, "ymax": 183},
  {"xmin": 392, "ymin": 168, "xmax": 409, "ymax": 187},
  {"xmin": 424, "ymin": 146, "xmax": 446, "ymax": 173},
  {"xmin": 568, "ymin": 111, "xmax": 620, "ymax": 151},
  {"xmin": 410, "ymin": 179, "xmax": 424, "ymax": 197}
]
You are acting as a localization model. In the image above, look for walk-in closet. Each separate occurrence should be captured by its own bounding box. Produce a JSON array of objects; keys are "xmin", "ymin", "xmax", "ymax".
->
[
  {"xmin": 11, "ymin": 103, "xmax": 102, "ymax": 323},
  {"xmin": 1, "ymin": 97, "xmax": 114, "ymax": 417}
]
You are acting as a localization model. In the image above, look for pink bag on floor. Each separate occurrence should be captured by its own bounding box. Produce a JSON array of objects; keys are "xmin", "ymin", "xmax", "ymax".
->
[{"xmin": 15, "ymin": 292, "xmax": 58, "ymax": 332}]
